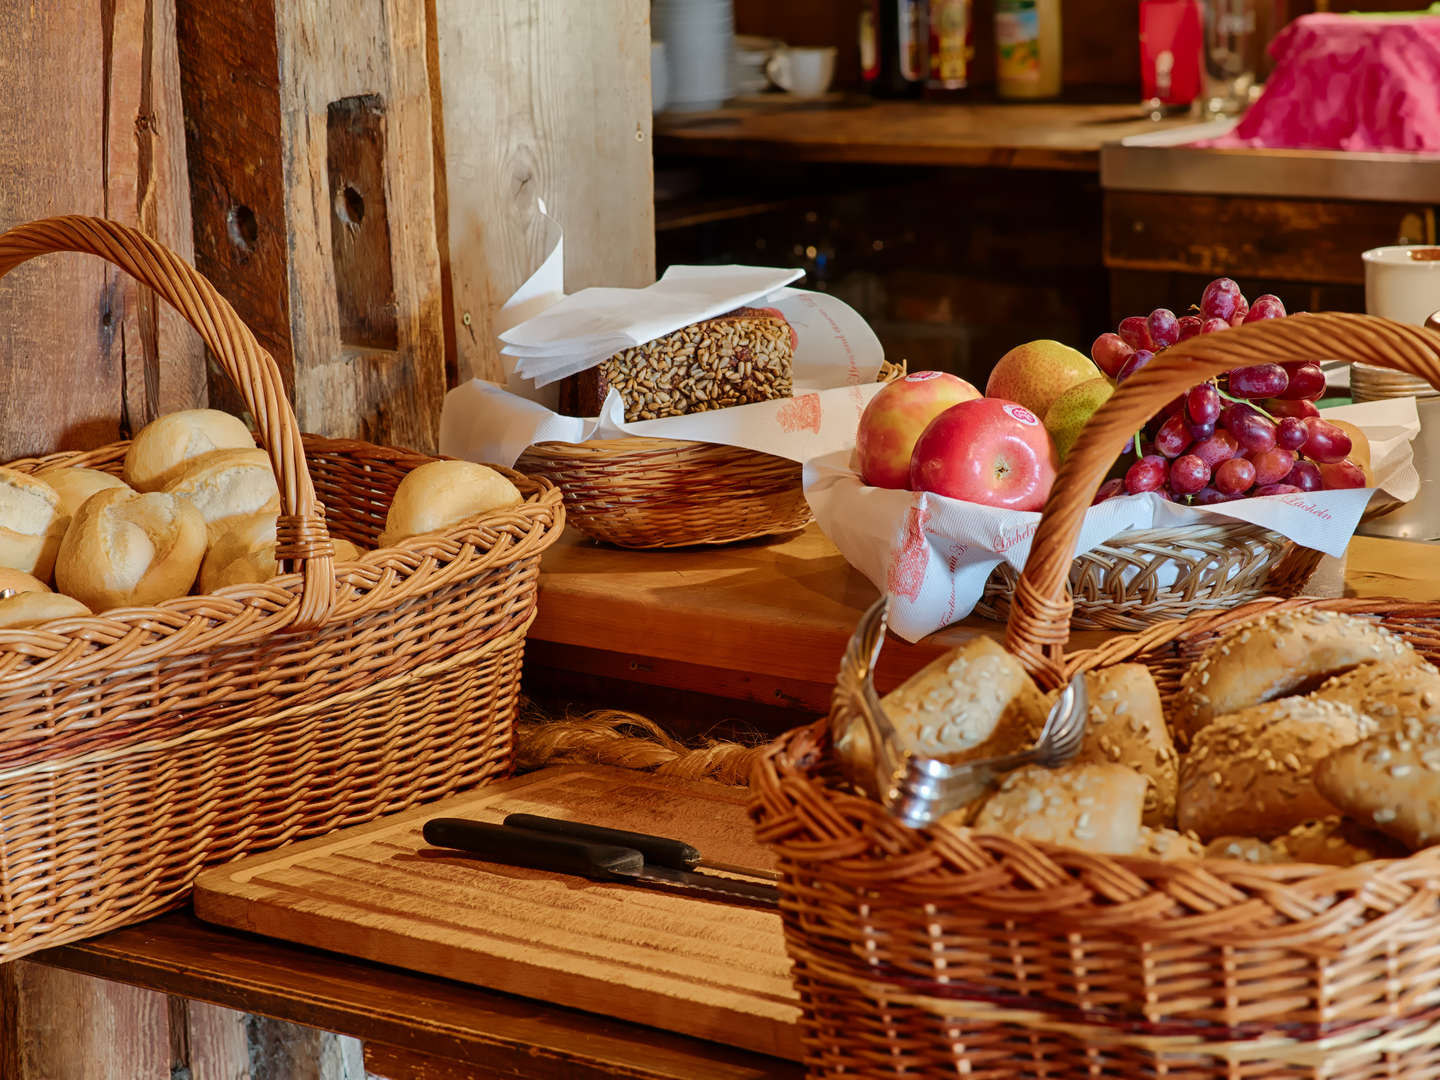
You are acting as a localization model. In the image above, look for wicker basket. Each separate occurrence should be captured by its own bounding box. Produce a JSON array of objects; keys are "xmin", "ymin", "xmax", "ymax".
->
[
  {"xmin": 516, "ymin": 434, "xmax": 810, "ymax": 549},
  {"xmin": 750, "ymin": 312, "xmax": 1440, "ymax": 1078},
  {"xmin": 0, "ymin": 216, "xmax": 565, "ymax": 963}
]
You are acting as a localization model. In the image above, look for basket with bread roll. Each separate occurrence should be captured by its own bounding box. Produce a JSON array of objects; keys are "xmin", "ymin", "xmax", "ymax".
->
[
  {"xmin": 0, "ymin": 216, "xmax": 563, "ymax": 964},
  {"xmin": 752, "ymin": 313, "xmax": 1440, "ymax": 1078}
]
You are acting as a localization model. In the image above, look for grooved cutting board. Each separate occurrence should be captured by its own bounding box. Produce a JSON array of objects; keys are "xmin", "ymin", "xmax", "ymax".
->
[{"xmin": 192, "ymin": 766, "xmax": 802, "ymax": 1061}]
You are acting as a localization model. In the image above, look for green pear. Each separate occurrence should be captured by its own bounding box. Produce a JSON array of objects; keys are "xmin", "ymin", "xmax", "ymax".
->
[{"xmin": 1043, "ymin": 377, "xmax": 1114, "ymax": 462}]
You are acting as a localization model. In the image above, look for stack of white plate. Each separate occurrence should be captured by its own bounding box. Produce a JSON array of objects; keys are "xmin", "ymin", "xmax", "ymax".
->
[
  {"xmin": 734, "ymin": 35, "xmax": 782, "ymax": 96},
  {"xmin": 653, "ymin": 0, "xmax": 734, "ymax": 111}
]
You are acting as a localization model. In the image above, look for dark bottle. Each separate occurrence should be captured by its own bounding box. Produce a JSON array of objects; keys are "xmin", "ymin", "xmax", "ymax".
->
[{"xmin": 860, "ymin": 0, "xmax": 927, "ymax": 99}]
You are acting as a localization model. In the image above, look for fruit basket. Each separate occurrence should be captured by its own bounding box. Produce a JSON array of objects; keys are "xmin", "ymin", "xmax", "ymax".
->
[
  {"xmin": 0, "ymin": 216, "xmax": 565, "ymax": 962},
  {"xmin": 750, "ymin": 312, "xmax": 1440, "ymax": 1079}
]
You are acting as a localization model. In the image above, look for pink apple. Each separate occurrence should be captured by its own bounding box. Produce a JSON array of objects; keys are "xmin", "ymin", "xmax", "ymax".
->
[
  {"xmin": 909, "ymin": 398, "xmax": 1058, "ymax": 511},
  {"xmin": 855, "ymin": 371, "xmax": 981, "ymax": 489}
]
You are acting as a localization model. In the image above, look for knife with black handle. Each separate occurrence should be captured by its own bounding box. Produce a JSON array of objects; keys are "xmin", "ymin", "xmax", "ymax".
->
[{"xmin": 423, "ymin": 818, "xmax": 780, "ymax": 908}]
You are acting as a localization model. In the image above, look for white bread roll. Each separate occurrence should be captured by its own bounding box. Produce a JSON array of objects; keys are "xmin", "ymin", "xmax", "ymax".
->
[
  {"xmin": 35, "ymin": 466, "xmax": 132, "ymax": 518},
  {"xmin": 199, "ymin": 512, "xmax": 360, "ymax": 593},
  {"xmin": 0, "ymin": 567, "xmax": 49, "ymax": 595},
  {"xmin": 0, "ymin": 592, "xmax": 91, "ymax": 629},
  {"xmin": 879, "ymin": 636, "xmax": 1048, "ymax": 762},
  {"xmin": 123, "ymin": 409, "xmax": 256, "ymax": 492},
  {"xmin": 54, "ymin": 489, "xmax": 206, "ymax": 611},
  {"xmin": 378, "ymin": 460, "xmax": 522, "ymax": 547},
  {"xmin": 0, "ymin": 467, "xmax": 65, "ymax": 580},
  {"xmin": 163, "ymin": 448, "xmax": 280, "ymax": 543}
]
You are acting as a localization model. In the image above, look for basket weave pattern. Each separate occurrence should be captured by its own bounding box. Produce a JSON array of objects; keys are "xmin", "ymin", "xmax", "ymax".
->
[
  {"xmin": 751, "ymin": 314, "xmax": 1440, "ymax": 1077},
  {"xmin": 0, "ymin": 217, "xmax": 564, "ymax": 961},
  {"xmin": 517, "ymin": 437, "xmax": 809, "ymax": 548}
]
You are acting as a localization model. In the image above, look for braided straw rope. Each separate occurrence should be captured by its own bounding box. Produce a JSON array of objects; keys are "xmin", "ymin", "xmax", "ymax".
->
[
  {"xmin": 0, "ymin": 217, "xmax": 565, "ymax": 962},
  {"xmin": 751, "ymin": 313, "xmax": 1440, "ymax": 1078}
]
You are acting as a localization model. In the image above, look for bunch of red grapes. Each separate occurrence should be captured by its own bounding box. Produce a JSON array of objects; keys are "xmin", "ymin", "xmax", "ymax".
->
[{"xmin": 1087, "ymin": 278, "xmax": 1366, "ymax": 505}]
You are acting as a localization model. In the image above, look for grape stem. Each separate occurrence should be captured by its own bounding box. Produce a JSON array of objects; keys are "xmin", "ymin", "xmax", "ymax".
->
[{"xmin": 1214, "ymin": 383, "xmax": 1280, "ymax": 423}]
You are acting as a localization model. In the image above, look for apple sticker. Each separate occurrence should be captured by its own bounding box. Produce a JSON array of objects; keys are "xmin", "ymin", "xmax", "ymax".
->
[
  {"xmin": 1002, "ymin": 403, "xmax": 1040, "ymax": 426},
  {"xmin": 905, "ymin": 371, "xmax": 943, "ymax": 382}
]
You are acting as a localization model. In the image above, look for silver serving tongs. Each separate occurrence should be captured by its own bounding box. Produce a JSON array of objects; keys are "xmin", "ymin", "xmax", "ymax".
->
[{"xmin": 831, "ymin": 599, "xmax": 1088, "ymax": 828}]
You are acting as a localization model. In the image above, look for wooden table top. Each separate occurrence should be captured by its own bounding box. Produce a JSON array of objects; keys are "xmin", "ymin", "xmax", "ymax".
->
[{"xmin": 654, "ymin": 98, "xmax": 1191, "ymax": 170}]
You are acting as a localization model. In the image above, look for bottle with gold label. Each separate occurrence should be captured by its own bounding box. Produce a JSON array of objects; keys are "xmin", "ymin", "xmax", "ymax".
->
[
  {"xmin": 995, "ymin": 0, "xmax": 1062, "ymax": 99},
  {"xmin": 927, "ymin": 0, "xmax": 973, "ymax": 92}
]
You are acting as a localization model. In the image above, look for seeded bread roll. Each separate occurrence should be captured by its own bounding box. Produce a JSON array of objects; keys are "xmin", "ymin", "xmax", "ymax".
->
[
  {"xmin": 1275, "ymin": 817, "xmax": 1407, "ymax": 866},
  {"xmin": 1314, "ymin": 718, "xmax": 1440, "ymax": 850},
  {"xmin": 879, "ymin": 636, "xmax": 1047, "ymax": 761},
  {"xmin": 1072, "ymin": 664, "xmax": 1178, "ymax": 827},
  {"xmin": 971, "ymin": 762, "xmax": 1147, "ymax": 855},
  {"xmin": 0, "ymin": 467, "xmax": 65, "ymax": 581},
  {"xmin": 1178, "ymin": 696, "xmax": 1371, "ymax": 841},
  {"xmin": 35, "ymin": 466, "xmax": 132, "ymax": 518},
  {"xmin": 1172, "ymin": 610, "xmax": 1419, "ymax": 747},
  {"xmin": 123, "ymin": 409, "xmax": 256, "ymax": 492},
  {"xmin": 379, "ymin": 460, "xmax": 523, "ymax": 547},
  {"xmin": 53, "ymin": 489, "xmax": 206, "ymax": 610},
  {"xmin": 163, "ymin": 448, "xmax": 280, "ymax": 543},
  {"xmin": 1203, "ymin": 836, "xmax": 1287, "ymax": 864},
  {"xmin": 0, "ymin": 592, "xmax": 92, "ymax": 629},
  {"xmin": 1307, "ymin": 659, "xmax": 1440, "ymax": 732},
  {"xmin": 1137, "ymin": 826, "xmax": 1205, "ymax": 862}
]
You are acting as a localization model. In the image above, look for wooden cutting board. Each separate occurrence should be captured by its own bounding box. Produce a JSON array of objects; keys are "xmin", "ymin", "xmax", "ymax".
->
[{"xmin": 192, "ymin": 765, "xmax": 803, "ymax": 1061}]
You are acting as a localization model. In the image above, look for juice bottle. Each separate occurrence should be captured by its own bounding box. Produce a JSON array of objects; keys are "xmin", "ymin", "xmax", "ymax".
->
[{"xmin": 995, "ymin": 0, "xmax": 1062, "ymax": 99}]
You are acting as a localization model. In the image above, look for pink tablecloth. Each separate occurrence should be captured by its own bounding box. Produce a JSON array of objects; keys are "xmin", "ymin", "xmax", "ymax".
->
[{"xmin": 1200, "ymin": 13, "xmax": 1440, "ymax": 153}]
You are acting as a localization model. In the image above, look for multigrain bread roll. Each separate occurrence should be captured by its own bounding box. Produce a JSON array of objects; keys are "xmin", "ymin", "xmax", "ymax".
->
[
  {"xmin": 35, "ymin": 466, "xmax": 132, "ymax": 518},
  {"xmin": 1072, "ymin": 664, "xmax": 1178, "ymax": 827},
  {"xmin": 123, "ymin": 409, "xmax": 256, "ymax": 492},
  {"xmin": 0, "ymin": 591, "xmax": 91, "ymax": 629},
  {"xmin": 1275, "ymin": 817, "xmax": 1407, "ymax": 866},
  {"xmin": 879, "ymin": 636, "xmax": 1047, "ymax": 760},
  {"xmin": 1177, "ymin": 696, "xmax": 1371, "ymax": 841},
  {"xmin": 163, "ymin": 448, "xmax": 280, "ymax": 542},
  {"xmin": 1137, "ymin": 826, "xmax": 1205, "ymax": 862},
  {"xmin": 1314, "ymin": 718, "xmax": 1440, "ymax": 850},
  {"xmin": 970, "ymin": 762, "xmax": 1146, "ymax": 855},
  {"xmin": 199, "ymin": 513, "xmax": 361, "ymax": 593},
  {"xmin": 0, "ymin": 467, "xmax": 65, "ymax": 580},
  {"xmin": 54, "ymin": 489, "xmax": 206, "ymax": 610},
  {"xmin": 379, "ymin": 460, "xmax": 523, "ymax": 547},
  {"xmin": 1203, "ymin": 836, "xmax": 1287, "ymax": 864},
  {"xmin": 1172, "ymin": 610, "xmax": 1419, "ymax": 747},
  {"xmin": 1307, "ymin": 659, "xmax": 1440, "ymax": 732}
]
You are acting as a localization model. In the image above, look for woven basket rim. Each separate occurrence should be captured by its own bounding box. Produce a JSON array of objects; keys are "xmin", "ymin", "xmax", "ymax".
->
[{"xmin": 523, "ymin": 435, "xmax": 793, "ymax": 461}]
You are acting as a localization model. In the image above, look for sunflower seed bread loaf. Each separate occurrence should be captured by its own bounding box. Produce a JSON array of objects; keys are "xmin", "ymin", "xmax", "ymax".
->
[{"xmin": 558, "ymin": 306, "xmax": 795, "ymax": 420}]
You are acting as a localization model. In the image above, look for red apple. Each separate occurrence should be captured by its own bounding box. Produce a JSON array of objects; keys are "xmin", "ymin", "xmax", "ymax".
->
[
  {"xmin": 909, "ymin": 398, "xmax": 1058, "ymax": 511},
  {"xmin": 855, "ymin": 371, "xmax": 981, "ymax": 489}
]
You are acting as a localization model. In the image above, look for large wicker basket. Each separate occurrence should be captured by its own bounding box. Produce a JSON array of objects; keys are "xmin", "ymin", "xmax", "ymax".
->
[
  {"xmin": 0, "ymin": 216, "xmax": 564, "ymax": 963},
  {"xmin": 751, "ymin": 312, "xmax": 1440, "ymax": 1078},
  {"xmin": 516, "ymin": 436, "xmax": 810, "ymax": 549}
]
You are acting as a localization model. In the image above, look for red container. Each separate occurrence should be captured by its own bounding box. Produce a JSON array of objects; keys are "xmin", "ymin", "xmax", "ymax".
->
[{"xmin": 1140, "ymin": 0, "xmax": 1203, "ymax": 106}]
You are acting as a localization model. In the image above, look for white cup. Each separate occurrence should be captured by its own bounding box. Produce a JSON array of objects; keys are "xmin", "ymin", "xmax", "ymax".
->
[
  {"xmin": 765, "ymin": 46, "xmax": 837, "ymax": 97},
  {"xmin": 1363, "ymin": 245, "xmax": 1440, "ymax": 326},
  {"xmin": 651, "ymin": 41, "xmax": 668, "ymax": 113}
]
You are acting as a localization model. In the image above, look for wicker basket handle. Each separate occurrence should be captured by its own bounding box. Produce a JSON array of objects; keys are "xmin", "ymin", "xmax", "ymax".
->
[
  {"xmin": 0, "ymin": 215, "xmax": 334, "ymax": 630},
  {"xmin": 1003, "ymin": 312, "xmax": 1440, "ymax": 683}
]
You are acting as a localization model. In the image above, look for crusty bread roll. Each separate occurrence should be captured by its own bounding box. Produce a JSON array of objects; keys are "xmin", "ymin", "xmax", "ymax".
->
[
  {"xmin": 1178, "ymin": 696, "xmax": 1371, "ymax": 841},
  {"xmin": 35, "ymin": 466, "xmax": 132, "ymax": 518},
  {"xmin": 1137, "ymin": 826, "xmax": 1204, "ymax": 862},
  {"xmin": 1072, "ymin": 664, "xmax": 1178, "ymax": 827},
  {"xmin": 0, "ymin": 567, "xmax": 49, "ymax": 595},
  {"xmin": 123, "ymin": 409, "xmax": 256, "ymax": 492},
  {"xmin": 0, "ymin": 591, "xmax": 92, "ymax": 629},
  {"xmin": 879, "ymin": 636, "xmax": 1047, "ymax": 760},
  {"xmin": 199, "ymin": 512, "xmax": 361, "ymax": 593},
  {"xmin": 1275, "ymin": 816, "xmax": 1406, "ymax": 867},
  {"xmin": 971, "ymin": 762, "xmax": 1146, "ymax": 855},
  {"xmin": 54, "ymin": 489, "xmax": 206, "ymax": 610},
  {"xmin": 0, "ymin": 467, "xmax": 66, "ymax": 581},
  {"xmin": 163, "ymin": 448, "xmax": 280, "ymax": 542},
  {"xmin": 1172, "ymin": 610, "xmax": 1419, "ymax": 747},
  {"xmin": 1203, "ymin": 836, "xmax": 1286, "ymax": 864},
  {"xmin": 1314, "ymin": 717, "xmax": 1440, "ymax": 850},
  {"xmin": 378, "ymin": 460, "xmax": 522, "ymax": 547},
  {"xmin": 1308, "ymin": 659, "xmax": 1440, "ymax": 732}
]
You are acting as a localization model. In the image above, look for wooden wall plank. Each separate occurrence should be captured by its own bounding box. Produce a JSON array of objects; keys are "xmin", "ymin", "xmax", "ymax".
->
[{"xmin": 432, "ymin": 0, "xmax": 656, "ymax": 386}]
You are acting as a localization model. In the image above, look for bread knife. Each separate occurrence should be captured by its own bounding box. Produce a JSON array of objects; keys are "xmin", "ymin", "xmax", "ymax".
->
[
  {"xmin": 501, "ymin": 812, "xmax": 783, "ymax": 882},
  {"xmin": 422, "ymin": 818, "xmax": 780, "ymax": 909}
]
